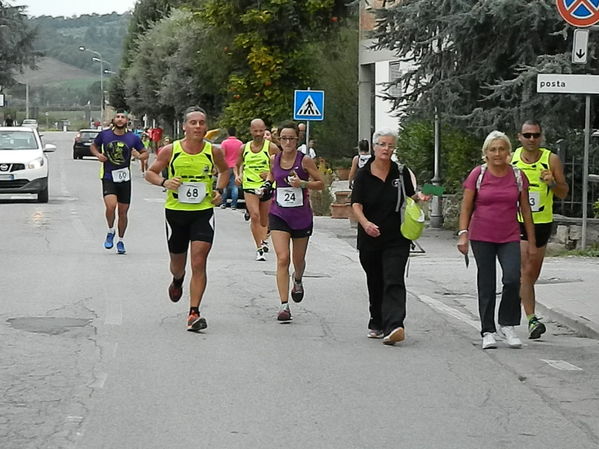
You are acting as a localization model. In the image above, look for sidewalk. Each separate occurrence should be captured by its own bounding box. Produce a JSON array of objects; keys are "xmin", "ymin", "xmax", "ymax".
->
[{"xmin": 317, "ymin": 194, "xmax": 599, "ymax": 340}]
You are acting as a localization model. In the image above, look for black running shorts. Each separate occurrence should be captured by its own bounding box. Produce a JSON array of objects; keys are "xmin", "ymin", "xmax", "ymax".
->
[
  {"xmin": 165, "ymin": 208, "xmax": 215, "ymax": 253},
  {"xmin": 102, "ymin": 179, "xmax": 131, "ymax": 204},
  {"xmin": 519, "ymin": 222, "xmax": 553, "ymax": 248},
  {"xmin": 268, "ymin": 213, "xmax": 312, "ymax": 239}
]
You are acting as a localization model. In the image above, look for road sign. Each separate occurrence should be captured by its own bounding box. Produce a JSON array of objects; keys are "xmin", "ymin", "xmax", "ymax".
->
[
  {"xmin": 293, "ymin": 90, "xmax": 324, "ymax": 121},
  {"xmin": 572, "ymin": 28, "xmax": 590, "ymax": 64},
  {"xmin": 537, "ymin": 73, "xmax": 599, "ymax": 94},
  {"xmin": 556, "ymin": 0, "xmax": 599, "ymax": 27}
]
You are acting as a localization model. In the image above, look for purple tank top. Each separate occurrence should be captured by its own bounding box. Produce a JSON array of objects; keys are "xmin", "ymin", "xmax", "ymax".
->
[{"xmin": 270, "ymin": 151, "xmax": 313, "ymax": 230}]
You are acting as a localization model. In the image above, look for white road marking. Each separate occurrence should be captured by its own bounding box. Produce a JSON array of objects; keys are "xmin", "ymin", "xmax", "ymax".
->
[
  {"xmin": 105, "ymin": 299, "xmax": 123, "ymax": 326},
  {"xmin": 416, "ymin": 293, "xmax": 480, "ymax": 330},
  {"xmin": 70, "ymin": 208, "xmax": 91, "ymax": 240},
  {"xmin": 540, "ymin": 359, "xmax": 583, "ymax": 371},
  {"xmin": 144, "ymin": 198, "xmax": 164, "ymax": 203}
]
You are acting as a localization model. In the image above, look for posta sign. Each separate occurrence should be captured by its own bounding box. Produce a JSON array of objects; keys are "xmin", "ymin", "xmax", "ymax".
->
[{"xmin": 556, "ymin": 0, "xmax": 599, "ymax": 27}]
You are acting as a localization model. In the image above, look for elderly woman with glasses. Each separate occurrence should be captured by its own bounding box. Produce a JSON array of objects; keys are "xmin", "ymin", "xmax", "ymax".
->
[{"xmin": 351, "ymin": 128, "xmax": 429, "ymax": 345}]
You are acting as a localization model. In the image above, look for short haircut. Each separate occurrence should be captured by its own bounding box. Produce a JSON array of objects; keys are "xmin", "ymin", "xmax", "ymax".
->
[
  {"xmin": 372, "ymin": 128, "xmax": 398, "ymax": 145},
  {"xmin": 278, "ymin": 121, "xmax": 298, "ymax": 135},
  {"xmin": 522, "ymin": 119, "xmax": 542, "ymax": 133},
  {"xmin": 227, "ymin": 127, "xmax": 236, "ymax": 136},
  {"xmin": 183, "ymin": 106, "xmax": 207, "ymax": 122},
  {"xmin": 358, "ymin": 139, "xmax": 370, "ymax": 154},
  {"xmin": 481, "ymin": 130, "xmax": 512, "ymax": 160}
]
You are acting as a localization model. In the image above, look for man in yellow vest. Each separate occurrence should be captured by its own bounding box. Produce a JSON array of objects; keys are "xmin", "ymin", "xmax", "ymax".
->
[
  {"xmin": 235, "ymin": 118, "xmax": 279, "ymax": 261},
  {"xmin": 145, "ymin": 106, "xmax": 229, "ymax": 332},
  {"xmin": 512, "ymin": 120, "xmax": 568, "ymax": 339}
]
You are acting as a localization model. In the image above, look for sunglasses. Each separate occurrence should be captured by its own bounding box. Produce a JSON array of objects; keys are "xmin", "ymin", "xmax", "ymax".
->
[{"xmin": 521, "ymin": 132, "xmax": 541, "ymax": 139}]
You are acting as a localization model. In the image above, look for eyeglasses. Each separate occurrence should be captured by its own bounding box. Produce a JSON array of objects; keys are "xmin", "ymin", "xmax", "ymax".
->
[
  {"xmin": 521, "ymin": 132, "xmax": 541, "ymax": 139},
  {"xmin": 280, "ymin": 137, "xmax": 298, "ymax": 142},
  {"xmin": 375, "ymin": 142, "xmax": 395, "ymax": 149}
]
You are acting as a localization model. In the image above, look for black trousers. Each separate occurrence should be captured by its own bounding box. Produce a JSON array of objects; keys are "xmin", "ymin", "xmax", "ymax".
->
[
  {"xmin": 359, "ymin": 243, "xmax": 410, "ymax": 335},
  {"xmin": 470, "ymin": 240, "xmax": 521, "ymax": 336}
]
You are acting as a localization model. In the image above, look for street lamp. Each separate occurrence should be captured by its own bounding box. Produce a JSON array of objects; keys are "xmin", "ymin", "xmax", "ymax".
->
[{"xmin": 79, "ymin": 46, "xmax": 105, "ymax": 123}]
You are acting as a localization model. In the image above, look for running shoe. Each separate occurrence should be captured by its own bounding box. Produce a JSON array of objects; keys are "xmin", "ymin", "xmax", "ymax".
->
[
  {"xmin": 528, "ymin": 317, "xmax": 546, "ymax": 339},
  {"xmin": 290, "ymin": 274, "xmax": 304, "ymax": 303},
  {"xmin": 220, "ymin": 204, "xmax": 227, "ymax": 209},
  {"xmin": 116, "ymin": 241, "xmax": 126, "ymax": 255},
  {"xmin": 367, "ymin": 329, "xmax": 384, "ymax": 339},
  {"xmin": 244, "ymin": 210, "xmax": 250, "ymax": 221},
  {"xmin": 482, "ymin": 332, "xmax": 497, "ymax": 350},
  {"xmin": 261, "ymin": 240, "xmax": 269, "ymax": 253},
  {"xmin": 104, "ymin": 231, "xmax": 115, "ymax": 249},
  {"xmin": 383, "ymin": 327, "xmax": 405, "ymax": 345},
  {"xmin": 168, "ymin": 275, "xmax": 184, "ymax": 303},
  {"xmin": 277, "ymin": 304, "xmax": 292, "ymax": 322},
  {"xmin": 187, "ymin": 311, "xmax": 207, "ymax": 332},
  {"xmin": 256, "ymin": 249, "xmax": 266, "ymax": 261},
  {"xmin": 498, "ymin": 326, "xmax": 522, "ymax": 348}
]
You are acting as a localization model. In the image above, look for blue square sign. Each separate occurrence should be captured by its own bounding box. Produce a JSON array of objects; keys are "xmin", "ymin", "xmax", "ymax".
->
[{"xmin": 293, "ymin": 90, "xmax": 324, "ymax": 121}]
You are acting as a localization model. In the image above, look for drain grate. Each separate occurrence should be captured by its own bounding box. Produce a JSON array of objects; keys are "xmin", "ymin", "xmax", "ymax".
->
[{"xmin": 7, "ymin": 317, "xmax": 92, "ymax": 335}]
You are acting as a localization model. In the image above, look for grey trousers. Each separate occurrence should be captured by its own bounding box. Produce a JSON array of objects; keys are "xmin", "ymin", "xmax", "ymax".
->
[{"xmin": 470, "ymin": 240, "xmax": 521, "ymax": 336}]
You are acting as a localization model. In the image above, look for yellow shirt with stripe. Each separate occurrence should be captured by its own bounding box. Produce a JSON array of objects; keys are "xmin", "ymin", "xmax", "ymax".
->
[
  {"xmin": 165, "ymin": 140, "xmax": 214, "ymax": 211},
  {"xmin": 511, "ymin": 147, "xmax": 554, "ymax": 224},
  {"xmin": 242, "ymin": 140, "xmax": 270, "ymax": 190}
]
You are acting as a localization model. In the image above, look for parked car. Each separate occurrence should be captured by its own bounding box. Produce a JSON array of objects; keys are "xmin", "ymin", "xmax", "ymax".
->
[
  {"xmin": 21, "ymin": 119, "xmax": 38, "ymax": 130},
  {"xmin": 73, "ymin": 128, "xmax": 100, "ymax": 159},
  {"xmin": 0, "ymin": 127, "xmax": 56, "ymax": 202}
]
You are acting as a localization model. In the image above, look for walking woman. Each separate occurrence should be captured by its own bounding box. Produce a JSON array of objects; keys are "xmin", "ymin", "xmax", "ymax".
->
[
  {"xmin": 351, "ymin": 128, "xmax": 430, "ymax": 345},
  {"xmin": 457, "ymin": 131, "xmax": 536, "ymax": 350},
  {"xmin": 267, "ymin": 121, "xmax": 325, "ymax": 321}
]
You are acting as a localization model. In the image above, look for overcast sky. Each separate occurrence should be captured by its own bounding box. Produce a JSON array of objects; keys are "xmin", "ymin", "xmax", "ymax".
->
[{"xmin": 16, "ymin": 0, "xmax": 138, "ymax": 17}]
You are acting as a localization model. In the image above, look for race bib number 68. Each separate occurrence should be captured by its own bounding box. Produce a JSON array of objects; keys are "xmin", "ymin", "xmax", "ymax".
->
[{"xmin": 178, "ymin": 182, "xmax": 206, "ymax": 204}]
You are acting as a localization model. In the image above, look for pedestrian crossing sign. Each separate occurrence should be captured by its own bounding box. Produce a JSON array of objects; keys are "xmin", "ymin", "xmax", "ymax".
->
[{"xmin": 293, "ymin": 90, "xmax": 325, "ymax": 121}]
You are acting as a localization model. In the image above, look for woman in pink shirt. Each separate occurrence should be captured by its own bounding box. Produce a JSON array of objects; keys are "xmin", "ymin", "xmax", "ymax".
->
[
  {"xmin": 220, "ymin": 127, "xmax": 243, "ymax": 209},
  {"xmin": 457, "ymin": 131, "xmax": 536, "ymax": 350}
]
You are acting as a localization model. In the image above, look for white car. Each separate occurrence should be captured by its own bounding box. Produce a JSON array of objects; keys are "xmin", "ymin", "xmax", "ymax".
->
[
  {"xmin": 0, "ymin": 127, "xmax": 56, "ymax": 202},
  {"xmin": 21, "ymin": 119, "xmax": 39, "ymax": 130}
]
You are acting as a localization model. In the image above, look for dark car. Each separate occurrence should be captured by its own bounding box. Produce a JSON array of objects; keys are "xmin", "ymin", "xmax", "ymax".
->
[{"xmin": 73, "ymin": 129, "xmax": 100, "ymax": 159}]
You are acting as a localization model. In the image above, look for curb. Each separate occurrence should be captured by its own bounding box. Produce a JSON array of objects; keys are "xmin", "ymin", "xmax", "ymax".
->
[{"xmin": 536, "ymin": 302, "xmax": 599, "ymax": 340}]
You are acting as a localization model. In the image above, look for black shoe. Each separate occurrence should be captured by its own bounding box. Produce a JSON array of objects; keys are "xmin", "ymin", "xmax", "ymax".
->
[
  {"xmin": 528, "ymin": 317, "xmax": 546, "ymax": 339},
  {"xmin": 168, "ymin": 275, "xmax": 184, "ymax": 303}
]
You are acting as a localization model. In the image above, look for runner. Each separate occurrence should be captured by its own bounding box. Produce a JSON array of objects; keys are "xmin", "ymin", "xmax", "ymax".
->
[
  {"xmin": 235, "ymin": 118, "xmax": 279, "ymax": 261},
  {"xmin": 512, "ymin": 120, "xmax": 568, "ymax": 339},
  {"xmin": 90, "ymin": 110, "xmax": 148, "ymax": 255},
  {"xmin": 267, "ymin": 121, "xmax": 325, "ymax": 321},
  {"xmin": 145, "ymin": 106, "xmax": 229, "ymax": 332}
]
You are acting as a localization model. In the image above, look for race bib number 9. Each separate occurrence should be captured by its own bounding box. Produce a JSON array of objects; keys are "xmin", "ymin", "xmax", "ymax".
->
[
  {"xmin": 528, "ymin": 191, "xmax": 541, "ymax": 212},
  {"xmin": 111, "ymin": 167, "xmax": 130, "ymax": 183},
  {"xmin": 178, "ymin": 182, "xmax": 206, "ymax": 204},
  {"xmin": 276, "ymin": 186, "xmax": 303, "ymax": 208}
]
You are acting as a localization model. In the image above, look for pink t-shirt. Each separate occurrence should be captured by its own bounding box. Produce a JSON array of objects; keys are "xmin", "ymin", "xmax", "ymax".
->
[
  {"xmin": 220, "ymin": 136, "xmax": 243, "ymax": 168},
  {"xmin": 463, "ymin": 166, "xmax": 528, "ymax": 243}
]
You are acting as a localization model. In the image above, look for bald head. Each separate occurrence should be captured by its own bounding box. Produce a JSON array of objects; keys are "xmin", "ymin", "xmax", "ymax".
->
[{"xmin": 250, "ymin": 118, "xmax": 266, "ymax": 141}]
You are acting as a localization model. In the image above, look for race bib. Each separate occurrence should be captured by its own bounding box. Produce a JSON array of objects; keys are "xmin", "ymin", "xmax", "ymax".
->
[
  {"xmin": 528, "ymin": 191, "xmax": 541, "ymax": 212},
  {"xmin": 111, "ymin": 167, "xmax": 130, "ymax": 183},
  {"xmin": 276, "ymin": 186, "xmax": 303, "ymax": 208},
  {"xmin": 178, "ymin": 182, "xmax": 206, "ymax": 204}
]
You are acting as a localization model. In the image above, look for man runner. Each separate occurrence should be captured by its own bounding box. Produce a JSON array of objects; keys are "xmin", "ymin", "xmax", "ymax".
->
[
  {"xmin": 145, "ymin": 106, "xmax": 229, "ymax": 332},
  {"xmin": 235, "ymin": 118, "xmax": 279, "ymax": 261},
  {"xmin": 512, "ymin": 120, "xmax": 568, "ymax": 339},
  {"xmin": 90, "ymin": 110, "xmax": 148, "ymax": 254}
]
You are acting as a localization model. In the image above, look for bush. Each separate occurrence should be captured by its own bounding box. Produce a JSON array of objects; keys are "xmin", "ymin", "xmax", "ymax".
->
[{"xmin": 396, "ymin": 119, "xmax": 481, "ymax": 193}]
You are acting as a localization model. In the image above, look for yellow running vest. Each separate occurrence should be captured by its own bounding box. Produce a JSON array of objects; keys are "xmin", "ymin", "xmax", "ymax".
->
[
  {"xmin": 165, "ymin": 140, "xmax": 214, "ymax": 211},
  {"xmin": 242, "ymin": 140, "xmax": 270, "ymax": 190},
  {"xmin": 511, "ymin": 147, "xmax": 554, "ymax": 223}
]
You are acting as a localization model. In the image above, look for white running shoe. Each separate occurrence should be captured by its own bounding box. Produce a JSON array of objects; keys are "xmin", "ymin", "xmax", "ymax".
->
[
  {"xmin": 255, "ymin": 249, "xmax": 266, "ymax": 261},
  {"xmin": 499, "ymin": 326, "xmax": 522, "ymax": 348},
  {"xmin": 482, "ymin": 332, "xmax": 497, "ymax": 350}
]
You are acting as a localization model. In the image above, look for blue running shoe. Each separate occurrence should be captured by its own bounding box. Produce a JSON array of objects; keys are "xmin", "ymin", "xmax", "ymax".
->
[
  {"xmin": 104, "ymin": 231, "xmax": 115, "ymax": 249},
  {"xmin": 116, "ymin": 241, "xmax": 126, "ymax": 255}
]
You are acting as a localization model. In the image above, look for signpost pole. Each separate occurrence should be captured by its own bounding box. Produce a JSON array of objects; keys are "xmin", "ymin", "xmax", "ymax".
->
[
  {"xmin": 582, "ymin": 94, "xmax": 591, "ymax": 249},
  {"xmin": 305, "ymin": 88, "xmax": 311, "ymax": 151}
]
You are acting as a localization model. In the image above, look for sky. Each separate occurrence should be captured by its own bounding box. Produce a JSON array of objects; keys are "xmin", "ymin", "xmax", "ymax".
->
[{"xmin": 15, "ymin": 0, "xmax": 138, "ymax": 17}]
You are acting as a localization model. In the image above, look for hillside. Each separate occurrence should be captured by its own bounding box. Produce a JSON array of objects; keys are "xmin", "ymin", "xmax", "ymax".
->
[{"xmin": 15, "ymin": 57, "xmax": 96, "ymax": 87}]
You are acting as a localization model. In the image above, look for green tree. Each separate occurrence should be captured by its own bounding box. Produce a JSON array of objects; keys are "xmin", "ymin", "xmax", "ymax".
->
[
  {"xmin": 0, "ymin": 1, "xmax": 37, "ymax": 87},
  {"xmin": 373, "ymin": 0, "xmax": 597, "ymax": 139}
]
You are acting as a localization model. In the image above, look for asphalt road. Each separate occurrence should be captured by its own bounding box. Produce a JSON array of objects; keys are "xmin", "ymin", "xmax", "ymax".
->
[{"xmin": 1, "ymin": 132, "xmax": 598, "ymax": 449}]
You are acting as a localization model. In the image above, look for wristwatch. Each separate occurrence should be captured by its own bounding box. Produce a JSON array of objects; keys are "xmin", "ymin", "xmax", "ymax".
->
[{"xmin": 216, "ymin": 188, "xmax": 224, "ymax": 194}]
